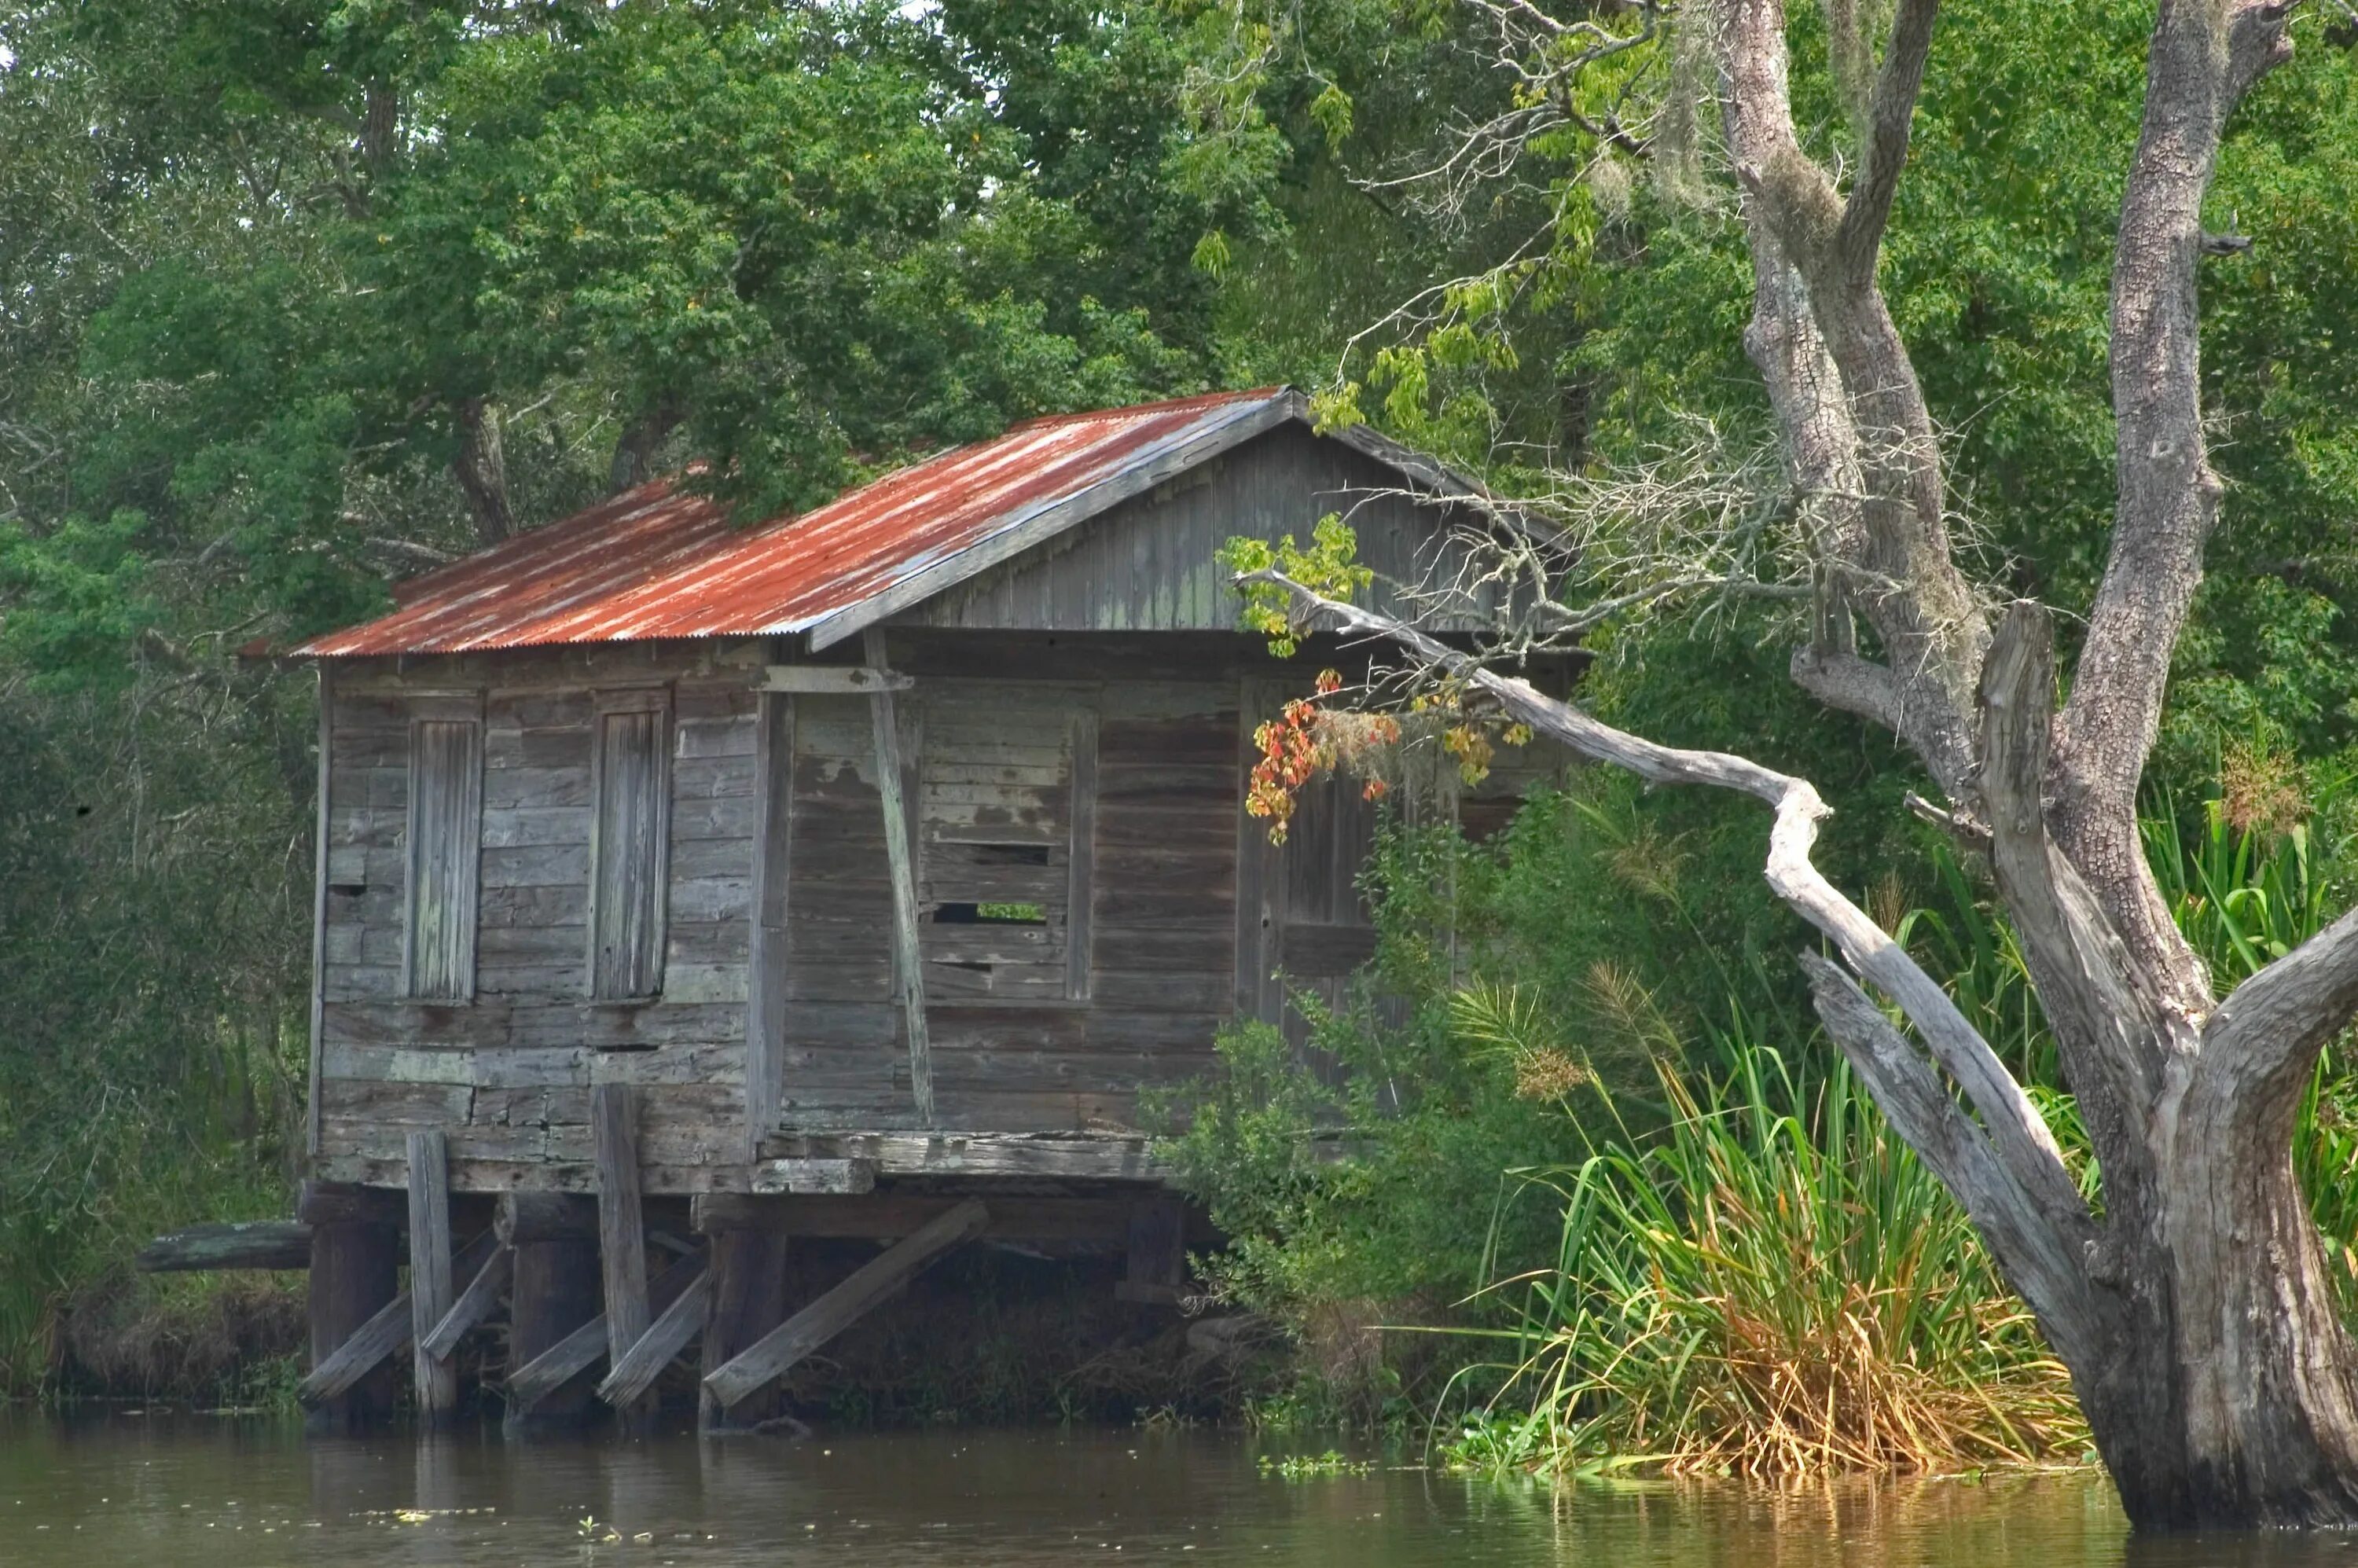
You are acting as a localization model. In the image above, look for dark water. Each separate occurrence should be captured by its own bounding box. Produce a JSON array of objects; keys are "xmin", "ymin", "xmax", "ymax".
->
[{"xmin": 2, "ymin": 1414, "xmax": 2356, "ymax": 1566}]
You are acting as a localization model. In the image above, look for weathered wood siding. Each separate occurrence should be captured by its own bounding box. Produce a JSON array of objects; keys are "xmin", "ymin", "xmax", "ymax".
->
[
  {"xmin": 900, "ymin": 424, "xmax": 1497, "ymax": 636},
  {"xmin": 315, "ymin": 641, "xmax": 764, "ymax": 1189},
  {"xmin": 310, "ymin": 626, "xmax": 1568, "ymax": 1188},
  {"xmin": 765, "ymin": 658, "xmax": 1236, "ymax": 1137}
]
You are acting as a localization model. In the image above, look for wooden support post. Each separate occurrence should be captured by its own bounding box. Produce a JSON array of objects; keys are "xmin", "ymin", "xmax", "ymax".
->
[
  {"xmin": 1116, "ymin": 1196, "xmax": 1188, "ymax": 1305},
  {"xmin": 699, "ymin": 1227, "xmax": 790, "ymax": 1432},
  {"xmin": 506, "ymin": 1248, "xmax": 706, "ymax": 1416},
  {"xmin": 406, "ymin": 1129, "xmax": 458, "ymax": 1424},
  {"xmin": 502, "ymin": 1192, "xmax": 601, "ymax": 1438},
  {"xmin": 744, "ymin": 684, "xmax": 792, "ymax": 1160},
  {"xmin": 306, "ymin": 1213, "xmax": 399, "ymax": 1434},
  {"xmin": 421, "ymin": 1243, "xmax": 512, "ymax": 1361},
  {"xmin": 702, "ymin": 1199, "xmax": 987, "ymax": 1409},
  {"xmin": 301, "ymin": 1230, "xmax": 498, "ymax": 1407},
  {"xmin": 864, "ymin": 626, "xmax": 932, "ymax": 1123},
  {"xmin": 1066, "ymin": 706, "xmax": 1097, "ymax": 1001},
  {"xmin": 593, "ymin": 1083, "xmax": 655, "ymax": 1434},
  {"xmin": 597, "ymin": 1265, "xmax": 711, "ymax": 1408}
]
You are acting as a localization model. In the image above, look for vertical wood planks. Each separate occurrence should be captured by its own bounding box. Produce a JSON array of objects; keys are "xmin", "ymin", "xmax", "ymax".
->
[
  {"xmin": 588, "ymin": 687, "xmax": 671, "ymax": 1000},
  {"xmin": 593, "ymin": 1082, "xmax": 653, "ymax": 1430},
  {"xmin": 865, "ymin": 627, "xmax": 934, "ymax": 1122},
  {"xmin": 403, "ymin": 696, "xmax": 484, "ymax": 1000},
  {"xmin": 406, "ymin": 1129, "xmax": 457, "ymax": 1423},
  {"xmin": 745, "ymin": 685, "xmax": 792, "ymax": 1153},
  {"xmin": 309, "ymin": 665, "xmax": 332, "ymax": 1158},
  {"xmin": 1065, "ymin": 706, "xmax": 1098, "ymax": 1001}
]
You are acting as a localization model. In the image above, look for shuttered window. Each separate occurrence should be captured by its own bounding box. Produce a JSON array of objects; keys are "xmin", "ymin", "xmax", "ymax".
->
[
  {"xmin": 916, "ymin": 698, "xmax": 1096, "ymax": 1002},
  {"xmin": 590, "ymin": 690, "xmax": 672, "ymax": 1001},
  {"xmin": 404, "ymin": 703, "xmax": 483, "ymax": 1001}
]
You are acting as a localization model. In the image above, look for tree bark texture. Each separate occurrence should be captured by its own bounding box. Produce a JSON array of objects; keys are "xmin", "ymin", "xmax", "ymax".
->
[
  {"xmin": 1246, "ymin": 0, "xmax": 2358, "ymax": 1517},
  {"xmin": 454, "ymin": 397, "xmax": 512, "ymax": 547}
]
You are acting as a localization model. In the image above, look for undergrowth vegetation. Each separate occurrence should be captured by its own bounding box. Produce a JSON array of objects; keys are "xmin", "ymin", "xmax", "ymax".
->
[{"xmin": 1159, "ymin": 738, "xmax": 2358, "ymax": 1477}]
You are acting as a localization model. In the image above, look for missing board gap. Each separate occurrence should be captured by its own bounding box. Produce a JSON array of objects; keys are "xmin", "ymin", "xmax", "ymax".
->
[
  {"xmin": 964, "ymin": 843, "xmax": 1052, "ymax": 867},
  {"xmin": 931, "ymin": 902, "xmax": 1049, "ymax": 926}
]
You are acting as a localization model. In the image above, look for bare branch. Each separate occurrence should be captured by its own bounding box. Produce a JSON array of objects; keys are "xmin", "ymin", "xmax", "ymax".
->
[
  {"xmin": 1789, "ymin": 644, "xmax": 1904, "ymax": 733},
  {"xmin": 1800, "ymin": 951, "xmax": 2099, "ymax": 1364},
  {"xmin": 2204, "ymin": 904, "xmax": 2358, "ymax": 1106},
  {"xmin": 1242, "ymin": 567, "xmax": 2089, "ymax": 1228},
  {"xmin": 1835, "ymin": 0, "xmax": 1941, "ymax": 280},
  {"xmin": 2051, "ymin": 0, "xmax": 2294, "ymax": 1001}
]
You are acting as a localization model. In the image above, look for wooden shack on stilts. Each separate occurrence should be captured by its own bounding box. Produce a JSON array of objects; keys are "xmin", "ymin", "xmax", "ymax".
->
[{"xmin": 146, "ymin": 387, "xmax": 1563, "ymax": 1433}]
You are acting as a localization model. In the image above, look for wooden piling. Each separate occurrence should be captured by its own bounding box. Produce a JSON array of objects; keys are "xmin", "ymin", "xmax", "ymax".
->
[
  {"xmin": 698, "ymin": 1227, "xmax": 791, "ymax": 1432},
  {"xmin": 1115, "ymin": 1196, "xmax": 1188, "ymax": 1305},
  {"xmin": 593, "ymin": 1084, "xmax": 656, "ymax": 1434},
  {"xmin": 504, "ymin": 1209, "xmax": 602, "ymax": 1437},
  {"xmin": 306, "ymin": 1207, "xmax": 399, "ymax": 1434},
  {"xmin": 406, "ymin": 1129, "xmax": 458, "ymax": 1425}
]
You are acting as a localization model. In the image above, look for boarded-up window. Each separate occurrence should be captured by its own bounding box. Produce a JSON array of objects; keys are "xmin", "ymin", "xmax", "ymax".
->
[
  {"xmin": 403, "ymin": 700, "xmax": 483, "ymax": 1000},
  {"xmin": 590, "ymin": 689, "xmax": 672, "ymax": 1000},
  {"xmin": 917, "ymin": 696, "xmax": 1096, "ymax": 1001}
]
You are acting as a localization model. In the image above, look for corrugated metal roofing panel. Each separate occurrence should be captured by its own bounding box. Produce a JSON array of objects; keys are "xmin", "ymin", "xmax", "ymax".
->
[{"xmin": 293, "ymin": 387, "xmax": 1298, "ymax": 659}]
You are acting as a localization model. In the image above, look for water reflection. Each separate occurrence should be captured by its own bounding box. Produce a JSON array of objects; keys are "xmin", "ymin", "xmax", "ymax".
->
[{"xmin": 2, "ymin": 1412, "xmax": 2354, "ymax": 1566}]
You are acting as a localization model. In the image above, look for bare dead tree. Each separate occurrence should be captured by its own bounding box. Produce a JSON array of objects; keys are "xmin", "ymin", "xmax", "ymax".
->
[{"xmin": 1261, "ymin": 0, "xmax": 2358, "ymax": 1529}]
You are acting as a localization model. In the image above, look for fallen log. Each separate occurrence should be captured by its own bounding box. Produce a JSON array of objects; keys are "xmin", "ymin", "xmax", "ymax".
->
[{"xmin": 138, "ymin": 1221, "xmax": 313, "ymax": 1272}]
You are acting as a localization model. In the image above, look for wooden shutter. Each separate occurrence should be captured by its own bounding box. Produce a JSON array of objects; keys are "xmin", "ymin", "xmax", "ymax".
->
[
  {"xmin": 590, "ymin": 690, "xmax": 672, "ymax": 1001},
  {"xmin": 915, "ymin": 690, "xmax": 1096, "ymax": 1003},
  {"xmin": 404, "ymin": 700, "xmax": 483, "ymax": 1001}
]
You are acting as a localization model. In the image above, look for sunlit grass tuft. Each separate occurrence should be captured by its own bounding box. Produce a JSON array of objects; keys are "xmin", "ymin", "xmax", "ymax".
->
[{"xmin": 1440, "ymin": 1049, "xmax": 2085, "ymax": 1478}]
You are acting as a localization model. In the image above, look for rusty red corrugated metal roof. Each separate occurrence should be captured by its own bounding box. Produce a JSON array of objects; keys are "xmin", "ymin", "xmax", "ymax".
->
[{"xmin": 292, "ymin": 387, "xmax": 1310, "ymax": 658}]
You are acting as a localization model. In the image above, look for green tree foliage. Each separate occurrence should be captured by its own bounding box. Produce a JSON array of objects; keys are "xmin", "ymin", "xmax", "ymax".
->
[{"xmin": 0, "ymin": 0, "xmax": 1284, "ymax": 1389}]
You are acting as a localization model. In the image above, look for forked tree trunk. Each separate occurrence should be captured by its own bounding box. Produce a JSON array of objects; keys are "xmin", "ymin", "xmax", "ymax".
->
[
  {"xmin": 2092, "ymin": 1061, "xmax": 2358, "ymax": 1524},
  {"xmin": 1311, "ymin": 0, "xmax": 2343, "ymax": 1524}
]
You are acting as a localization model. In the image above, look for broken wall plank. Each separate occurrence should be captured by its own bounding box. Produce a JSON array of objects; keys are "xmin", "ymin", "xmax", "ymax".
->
[
  {"xmin": 138, "ymin": 1221, "xmax": 313, "ymax": 1272},
  {"xmin": 702, "ymin": 1198, "xmax": 987, "ymax": 1408},
  {"xmin": 406, "ymin": 1129, "xmax": 458, "ymax": 1422},
  {"xmin": 594, "ymin": 1265, "xmax": 711, "ymax": 1407},
  {"xmin": 864, "ymin": 626, "xmax": 932, "ymax": 1122}
]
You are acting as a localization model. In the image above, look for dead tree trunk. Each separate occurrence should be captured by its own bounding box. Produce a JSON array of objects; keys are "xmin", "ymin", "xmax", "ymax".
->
[{"xmin": 1244, "ymin": 0, "xmax": 2353, "ymax": 1514}]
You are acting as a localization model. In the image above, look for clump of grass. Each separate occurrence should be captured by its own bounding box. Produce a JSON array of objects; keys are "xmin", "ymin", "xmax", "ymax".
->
[{"xmin": 1442, "ymin": 1048, "xmax": 2086, "ymax": 1478}]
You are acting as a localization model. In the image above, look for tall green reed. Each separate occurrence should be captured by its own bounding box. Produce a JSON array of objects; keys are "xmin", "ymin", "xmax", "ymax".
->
[{"xmin": 1442, "ymin": 1038, "xmax": 2084, "ymax": 1477}]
